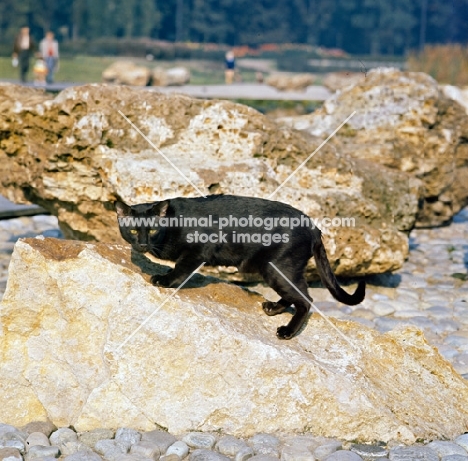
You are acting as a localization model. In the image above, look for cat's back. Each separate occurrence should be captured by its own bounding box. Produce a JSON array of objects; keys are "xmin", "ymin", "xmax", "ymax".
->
[{"xmin": 168, "ymin": 195, "xmax": 304, "ymax": 218}]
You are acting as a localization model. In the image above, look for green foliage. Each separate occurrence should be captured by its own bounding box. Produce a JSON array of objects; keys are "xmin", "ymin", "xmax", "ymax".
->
[{"xmin": 0, "ymin": 0, "xmax": 466, "ymax": 57}]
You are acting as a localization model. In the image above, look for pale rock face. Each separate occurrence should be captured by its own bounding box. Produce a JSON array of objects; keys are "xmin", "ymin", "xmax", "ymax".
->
[
  {"xmin": 265, "ymin": 74, "xmax": 316, "ymax": 91},
  {"xmin": 0, "ymin": 84, "xmax": 420, "ymax": 278},
  {"xmin": 278, "ymin": 68, "xmax": 468, "ymax": 227},
  {"xmin": 102, "ymin": 61, "xmax": 151, "ymax": 86},
  {"xmin": 1, "ymin": 238, "xmax": 468, "ymax": 443},
  {"xmin": 151, "ymin": 67, "xmax": 191, "ymax": 86},
  {"xmin": 442, "ymin": 85, "xmax": 468, "ymax": 115},
  {"xmin": 322, "ymin": 72, "xmax": 365, "ymax": 92}
]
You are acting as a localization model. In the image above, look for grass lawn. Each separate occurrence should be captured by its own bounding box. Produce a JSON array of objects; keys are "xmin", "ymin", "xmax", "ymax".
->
[
  {"xmin": 0, "ymin": 55, "xmax": 313, "ymax": 115},
  {"xmin": 0, "ymin": 55, "xmax": 258, "ymax": 85}
]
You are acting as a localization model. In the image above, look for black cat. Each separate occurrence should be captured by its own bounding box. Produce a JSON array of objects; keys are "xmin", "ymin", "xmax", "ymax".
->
[{"xmin": 115, "ymin": 195, "xmax": 365, "ymax": 339}]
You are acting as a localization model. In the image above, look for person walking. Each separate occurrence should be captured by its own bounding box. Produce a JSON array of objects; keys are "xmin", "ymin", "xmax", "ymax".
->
[
  {"xmin": 225, "ymin": 50, "xmax": 235, "ymax": 84},
  {"xmin": 39, "ymin": 31, "xmax": 59, "ymax": 84},
  {"xmin": 13, "ymin": 26, "xmax": 36, "ymax": 83}
]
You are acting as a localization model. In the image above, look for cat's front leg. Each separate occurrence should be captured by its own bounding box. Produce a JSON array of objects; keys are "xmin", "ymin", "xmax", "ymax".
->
[
  {"xmin": 151, "ymin": 255, "xmax": 202, "ymax": 288},
  {"xmin": 150, "ymin": 273, "xmax": 175, "ymax": 287}
]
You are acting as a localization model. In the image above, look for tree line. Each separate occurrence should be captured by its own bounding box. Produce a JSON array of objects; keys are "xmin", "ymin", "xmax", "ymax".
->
[{"xmin": 1, "ymin": 0, "xmax": 467, "ymax": 56}]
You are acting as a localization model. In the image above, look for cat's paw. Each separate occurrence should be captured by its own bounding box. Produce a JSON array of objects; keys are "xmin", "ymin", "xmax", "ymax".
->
[
  {"xmin": 262, "ymin": 301, "xmax": 286, "ymax": 316},
  {"xmin": 276, "ymin": 325, "xmax": 294, "ymax": 340},
  {"xmin": 150, "ymin": 274, "xmax": 171, "ymax": 287}
]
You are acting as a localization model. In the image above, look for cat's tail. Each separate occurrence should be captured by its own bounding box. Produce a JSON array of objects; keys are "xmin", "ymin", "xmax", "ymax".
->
[{"xmin": 313, "ymin": 238, "xmax": 365, "ymax": 306}]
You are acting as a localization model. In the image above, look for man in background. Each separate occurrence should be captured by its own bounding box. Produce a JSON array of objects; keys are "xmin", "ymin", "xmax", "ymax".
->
[{"xmin": 13, "ymin": 26, "xmax": 36, "ymax": 83}]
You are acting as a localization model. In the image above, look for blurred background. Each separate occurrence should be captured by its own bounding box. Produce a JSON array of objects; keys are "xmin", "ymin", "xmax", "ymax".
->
[{"xmin": 0, "ymin": 0, "xmax": 467, "ymax": 87}]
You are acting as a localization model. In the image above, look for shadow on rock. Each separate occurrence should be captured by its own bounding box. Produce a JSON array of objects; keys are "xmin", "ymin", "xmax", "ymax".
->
[{"xmin": 130, "ymin": 250, "xmax": 225, "ymax": 289}]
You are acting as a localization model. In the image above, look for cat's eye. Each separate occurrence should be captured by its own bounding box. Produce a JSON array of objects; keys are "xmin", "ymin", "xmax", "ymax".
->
[
  {"xmin": 148, "ymin": 229, "xmax": 157, "ymax": 235},
  {"xmin": 130, "ymin": 229, "xmax": 138, "ymax": 234}
]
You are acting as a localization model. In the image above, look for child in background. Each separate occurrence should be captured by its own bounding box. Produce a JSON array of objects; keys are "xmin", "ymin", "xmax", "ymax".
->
[{"xmin": 33, "ymin": 57, "xmax": 48, "ymax": 85}]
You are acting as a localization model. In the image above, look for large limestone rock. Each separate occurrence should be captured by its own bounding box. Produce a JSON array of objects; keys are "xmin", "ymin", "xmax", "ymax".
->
[
  {"xmin": 151, "ymin": 67, "xmax": 191, "ymax": 86},
  {"xmin": 442, "ymin": 85, "xmax": 468, "ymax": 115},
  {"xmin": 1, "ymin": 237, "xmax": 468, "ymax": 442},
  {"xmin": 102, "ymin": 61, "xmax": 151, "ymax": 86},
  {"xmin": 279, "ymin": 68, "xmax": 468, "ymax": 227},
  {"xmin": 322, "ymin": 72, "xmax": 365, "ymax": 91},
  {"xmin": 0, "ymin": 84, "xmax": 420, "ymax": 278},
  {"xmin": 266, "ymin": 73, "xmax": 316, "ymax": 91}
]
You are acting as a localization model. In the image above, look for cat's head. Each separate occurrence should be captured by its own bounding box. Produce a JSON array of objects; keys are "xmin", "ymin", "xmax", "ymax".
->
[{"xmin": 115, "ymin": 200, "xmax": 169, "ymax": 253}]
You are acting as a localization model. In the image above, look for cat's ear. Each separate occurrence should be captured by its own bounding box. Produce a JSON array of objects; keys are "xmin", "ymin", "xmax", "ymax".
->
[
  {"xmin": 157, "ymin": 200, "xmax": 169, "ymax": 217},
  {"xmin": 114, "ymin": 201, "xmax": 131, "ymax": 217}
]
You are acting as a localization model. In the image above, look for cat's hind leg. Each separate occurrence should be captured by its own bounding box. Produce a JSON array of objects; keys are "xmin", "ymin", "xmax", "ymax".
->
[
  {"xmin": 262, "ymin": 298, "xmax": 291, "ymax": 316},
  {"xmin": 260, "ymin": 263, "xmax": 312, "ymax": 339}
]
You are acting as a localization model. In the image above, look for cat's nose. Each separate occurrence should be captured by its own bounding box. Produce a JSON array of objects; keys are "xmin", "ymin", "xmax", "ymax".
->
[{"xmin": 134, "ymin": 244, "xmax": 149, "ymax": 253}]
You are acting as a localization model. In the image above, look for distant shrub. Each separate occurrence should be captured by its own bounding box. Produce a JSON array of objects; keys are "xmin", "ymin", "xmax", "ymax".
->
[{"xmin": 407, "ymin": 45, "xmax": 468, "ymax": 85}]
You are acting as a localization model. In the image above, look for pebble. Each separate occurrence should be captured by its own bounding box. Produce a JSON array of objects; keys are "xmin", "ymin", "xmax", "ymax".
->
[
  {"xmin": 79, "ymin": 430, "xmax": 115, "ymax": 449},
  {"xmin": 60, "ymin": 442, "xmax": 91, "ymax": 457},
  {"xmin": 63, "ymin": 451, "xmax": 103, "ymax": 461},
  {"xmin": 26, "ymin": 432, "xmax": 50, "ymax": 448},
  {"xmin": 183, "ymin": 433, "xmax": 217, "ymax": 450},
  {"xmin": 374, "ymin": 317, "xmax": 401, "ymax": 333},
  {"xmin": 94, "ymin": 439, "xmax": 126, "ymax": 459},
  {"xmin": 129, "ymin": 441, "xmax": 160, "ymax": 460},
  {"xmin": 350, "ymin": 308, "xmax": 375, "ymax": 320},
  {"xmin": 426, "ymin": 440, "xmax": 468, "ymax": 458},
  {"xmin": 189, "ymin": 449, "xmax": 230, "ymax": 461},
  {"xmin": 27, "ymin": 445, "xmax": 60, "ymax": 460},
  {"xmin": 235, "ymin": 446, "xmax": 255, "ymax": 461},
  {"xmin": 393, "ymin": 309, "xmax": 424, "ymax": 319},
  {"xmin": 313, "ymin": 442, "xmax": 342, "ymax": 461},
  {"xmin": 141, "ymin": 430, "xmax": 177, "ymax": 453},
  {"xmin": 349, "ymin": 444, "xmax": 387, "ymax": 458},
  {"xmin": 441, "ymin": 456, "xmax": 468, "ymax": 461},
  {"xmin": 248, "ymin": 456, "xmax": 280, "ymax": 461},
  {"xmin": 372, "ymin": 302, "xmax": 396, "ymax": 316},
  {"xmin": 2, "ymin": 440, "xmax": 25, "ymax": 453},
  {"xmin": 22, "ymin": 421, "xmax": 56, "ymax": 439},
  {"xmin": 161, "ymin": 455, "xmax": 181, "ymax": 461},
  {"xmin": 216, "ymin": 436, "xmax": 249, "ymax": 457},
  {"xmin": 280, "ymin": 445, "xmax": 314, "ymax": 461},
  {"xmin": 425, "ymin": 306, "xmax": 453, "ymax": 320},
  {"xmin": 0, "ymin": 447, "xmax": 22, "ymax": 461},
  {"xmin": 49, "ymin": 428, "xmax": 78, "ymax": 447},
  {"xmin": 115, "ymin": 428, "xmax": 141, "ymax": 453},
  {"xmin": 113, "ymin": 455, "xmax": 153, "ymax": 461},
  {"xmin": 5, "ymin": 432, "xmax": 28, "ymax": 444},
  {"xmin": 249, "ymin": 434, "xmax": 280, "ymax": 457},
  {"xmin": 453, "ymin": 354, "xmax": 468, "ymax": 373},
  {"xmin": 0, "ymin": 426, "xmax": 19, "ymax": 438},
  {"xmin": 388, "ymin": 446, "xmax": 438, "ymax": 461},
  {"xmin": 323, "ymin": 451, "xmax": 363, "ymax": 461},
  {"xmin": 455, "ymin": 435, "xmax": 468, "ymax": 451},
  {"xmin": 166, "ymin": 441, "xmax": 190, "ymax": 459}
]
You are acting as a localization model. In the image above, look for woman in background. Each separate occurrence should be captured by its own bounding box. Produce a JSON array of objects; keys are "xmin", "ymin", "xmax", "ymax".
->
[{"xmin": 39, "ymin": 31, "xmax": 59, "ymax": 84}]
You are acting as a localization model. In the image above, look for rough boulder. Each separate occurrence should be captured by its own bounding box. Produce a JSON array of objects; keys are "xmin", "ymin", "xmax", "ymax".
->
[
  {"xmin": 279, "ymin": 68, "xmax": 468, "ymax": 227},
  {"xmin": 1, "ymin": 238, "xmax": 468, "ymax": 442},
  {"xmin": 0, "ymin": 84, "xmax": 420, "ymax": 278},
  {"xmin": 102, "ymin": 61, "xmax": 151, "ymax": 86}
]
